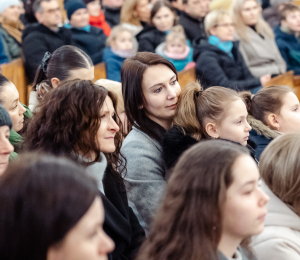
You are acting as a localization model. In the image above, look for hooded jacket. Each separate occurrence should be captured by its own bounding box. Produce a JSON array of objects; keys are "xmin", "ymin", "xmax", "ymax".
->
[
  {"xmin": 136, "ymin": 26, "xmax": 166, "ymax": 53},
  {"xmin": 193, "ymin": 40, "xmax": 261, "ymax": 91},
  {"xmin": 103, "ymin": 47, "xmax": 126, "ymax": 82},
  {"xmin": 252, "ymin": 181, "xmax": 300, "ymax": 260}
]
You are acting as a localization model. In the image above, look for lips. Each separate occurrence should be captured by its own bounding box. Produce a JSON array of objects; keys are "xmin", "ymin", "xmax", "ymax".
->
[
  {"xmin": 105, "ymin": 137, "xmax": 115, "ymax": 139},
  {"xmin": 244, "ymin": 136, "xmax": 249, "ymax": 140},
  {"xmin": 257, "ymin": 213, "xmax": 267, "ymax": 221},
  {"xmin": 166, "ymin": 103, "xmax": 177, "ymax": 109}
]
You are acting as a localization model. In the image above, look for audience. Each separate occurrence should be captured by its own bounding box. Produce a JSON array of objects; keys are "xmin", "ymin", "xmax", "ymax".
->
[
  {"xmin": 137, "ymin": 0, "xmax": 176, "ymax": 53},
  {"xmin": 241, "ymin": 85, "xmax": 300, "ymax": 160},
  {"xmin": 0, "ymin": 32, "xmax": 8, "ymax": 65},
  {"xmin": 121, "ymin": 52, "xmax": 181, "ymax": 234},
  {"xmin": 252, "ymin": 133, "xmax": 300, "ymax": 260},
  {"xmin": 102, "ymin": 0, "xmax": 124, "ymax": 27},
  {"xmin": 0, "ymin": 0, "xmax": 23, "ymax": 62},
  {"xmin": 22, "ymin": 0, "xmax": 38, "ymax": 24},
  {"xmin": 103, "ymin": 25, "xmax": 138, "ymax": 82},
  {"xmin": 64, "ymin": 0, "xmax": 107, "ymax": 65},
  {"xmin": 22, "ymin": 0, "xmax": 72, "ymax": 83},
  {"xmin": 194, "ymin": 10, "xmax": 267, "ymax": 92},
  {"xmin": 275, "ymin": 4, "xmax": 300, "ymax": 75},
  {"xmin": 0, "ymin": 153, "xmax": 115, "ymax": 260},
  {"xmin": 231, "ymin": 0, "xmax": 286, "ymax": 78},
  {"xmin": 137, "ymin": 140, "xmax": 269, "ymax": 260},
  {"xmin": 121, "ymin": 0, "xmax": 151, "ymax": 35}
]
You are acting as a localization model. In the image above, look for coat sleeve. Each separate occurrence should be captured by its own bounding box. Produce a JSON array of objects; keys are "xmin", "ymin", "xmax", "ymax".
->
[
  {"xmin": 0, "ymin": 33, "xmax": 8, "ymax": 65},
  {"xmin": 138, "ymin": 35, "xmax": 154, "ymax": 52},
  {"xmin": 105, "ymin": 58, "xmax": 122, "ymax": 82}
]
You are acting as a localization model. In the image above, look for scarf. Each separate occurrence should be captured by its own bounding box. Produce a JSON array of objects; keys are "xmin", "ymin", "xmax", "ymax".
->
[
  {"xmin": 208, "ymin": 35, "xmax": 233, "ymax": 59},
  {"xmin": 164, "ymin": 45, "xmax": 190, "ymax": 60},
  {"xmin": 64, "ymin": 23, "xmax": 91, "ymax": 32},
  {"xmin": 89, "ymin": 11, "xmax": 111, "ymax": 36},
  {"xmin": 0, "ymin": 16, "xmax": 24, "ymax": 43},
  {"xmin": 111, "ymin": 48, "xmax": 136, "ymax": 58}
]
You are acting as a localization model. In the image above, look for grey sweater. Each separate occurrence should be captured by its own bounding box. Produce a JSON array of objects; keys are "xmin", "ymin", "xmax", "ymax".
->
[{"xmin": 121, "ymin": 126, "xmax": 166, "ymax": 234}]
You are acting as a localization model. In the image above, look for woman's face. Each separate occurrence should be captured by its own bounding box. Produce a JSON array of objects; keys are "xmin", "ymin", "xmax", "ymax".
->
[
  {"xmin": 97, "ymin": 96, "xmax": 120, "ymax": 153},
  {"xmin": 87, "ymin": 0, "xmax": 101, "ymax": 17},
  {"xmin": 0, "ymin": 126, "xmax": 13, "ymax": 176},
  {"xmin": 47, "ymin": 197, "xmax": 115, "ymax": 260},
  {"xmin": 152, "ymin": 6, "xmax": 175, "ymax": 32},
  {"xmin": 136, "ymin": 0, "xmax": 151, "ymax": 22},
  {"xmin": 142, "ymin": 64, "xmax": 181, "ymax": 129},
  {"xmin": 241, "ymin": 0, "xmax": 260, "ymax": 26},
  {"xmin": 70, "ymin": 8, "xmax": 90, "ymax": 28},
  {"xmin": 1, "ymin": 5, "xmax": 21, "ymax": 23},
  {"xmin": 221, "ymin": 155, "xmax": 269, "ymax": 242},
  {"xmin": 209, "ymin": 15, "xmax": 235, "ymax": 42},
  {"xmin": 1, "ymin": 82, "xmax": 26, "ymax": 132}
]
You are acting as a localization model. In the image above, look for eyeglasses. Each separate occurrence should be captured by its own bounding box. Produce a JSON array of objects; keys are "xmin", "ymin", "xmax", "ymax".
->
[
  {"xmin": 215, "ymin": 23, "xmax": 235, "ymax": 28},
  {"xmin": 43, "ymin": 7, "xmax": 61, "ymax": 15}
]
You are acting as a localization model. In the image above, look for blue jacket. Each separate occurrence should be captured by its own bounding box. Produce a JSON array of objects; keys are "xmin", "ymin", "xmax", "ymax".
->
[
  {"xmin": 103, "ymin": 47, "xmax": 126, "ymax": 82},
  {"xmin": 0, "ymin": 32, "xmax": 8, "ymax": 65},
  {"xmin": 275, "ymin": 26, "xmax": 300, "ymax": 75}
]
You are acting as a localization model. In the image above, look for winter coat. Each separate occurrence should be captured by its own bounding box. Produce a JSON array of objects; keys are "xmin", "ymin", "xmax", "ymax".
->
[
  {"xmin": 219, "ymin": 246, "xmax": 257, "ymax": 260},
  {"xmin": 120, "ymin": 126, "xmax": 167, "ymax": 235},
  {"xmin": 22, "ymin": 23, "xmax": 72, "ymax": 83},
  {"xmin": 238, "ymin": 26, "xmax": 286, "ymax": 77},
  {"xmin": 103, "ymin": 6, "xmax": 121, "ymax": 28},
  {"xmin": 247, "ymin": 116, "xmax": 281, "ymax": 161},
  {"xmin": 252, "ymin": 181, "xmax": 300, "ymax": 260},
  {"xmin": 193, "ymin": 40, "xmax": 261, "ymax": 91},
  {"xmin": 179, "ymin": 11, "xmax": 207, "ymax": 43},
  {"xmin": 103, "ymin": 47, "xmax": 125, "ymax": 82},
  {"xmin": 274, "ymin": 26, "xmax": 300, "ymax": 75},
  {"xmin": 0, "ymin": 26, "xmax": 21, "ymax": 62},
  {"xmin": 136, "ymin": 27, "xmax": 166, "ymax": 53},
  {"xmin": 0, "ymin": 32, "xmax": 8, "ymax": 64},
  {"xmin": 67, "ymin": 25, "xmax": 106, "ymax": 64}
]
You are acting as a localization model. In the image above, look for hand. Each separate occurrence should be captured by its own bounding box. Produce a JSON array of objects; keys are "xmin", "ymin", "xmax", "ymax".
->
[{"xmin": 260, "ymin": 74, "xmax": 271, "ymax": 87}]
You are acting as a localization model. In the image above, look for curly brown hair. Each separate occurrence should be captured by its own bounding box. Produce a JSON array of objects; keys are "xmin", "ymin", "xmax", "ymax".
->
[{"xmin": 23, "ymin": 79, "xmax": 125, "ymax": 182}]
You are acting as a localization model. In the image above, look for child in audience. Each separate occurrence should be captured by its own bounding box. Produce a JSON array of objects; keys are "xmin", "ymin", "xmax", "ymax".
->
[
  {"xmin": 252, "ymin": 133, "xmax": 300, "ymax": 259},
  {"xmin": 155, "ymin": 25, "xmax": 195, "ymax": 72},
  {"xmin": 103, "ymin": 25, "xmax": 138, "ymax": 82},
  {"xmin": 275, "ymin": 4, "xmax": 300, "ymax": 75},
  {"xmin": 137, "ymin": 140, "xmax": 269, "ymax": 260},
  {"xmin": 163, "ymin": 82, "xmax": 253, "ymax": 171},
  {"xmin": 0, "ymin": 153, "xmax": 114, "ymax": 259},
  {"xmin": 241, "ymin": 85, "xmax": 300, "ymax": 160}
]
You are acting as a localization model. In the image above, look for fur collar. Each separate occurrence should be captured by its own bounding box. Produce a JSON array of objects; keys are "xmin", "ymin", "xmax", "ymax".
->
[{"xmin": 247, "ymin": 115, "xmax": 280, "ymax": 139}]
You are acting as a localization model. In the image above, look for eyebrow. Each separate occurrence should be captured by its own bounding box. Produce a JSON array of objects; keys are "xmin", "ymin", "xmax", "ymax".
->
[
  {"xmin": 11, "ymin": 99, "xmax": 18, "ymax": 105},
  {"xmin": 149, "ymin": 75, "xmax": 176, "ymax": 89},
  {"xmin": 241, "ymin": 180, "xmax": 256, "ymax": 188}
]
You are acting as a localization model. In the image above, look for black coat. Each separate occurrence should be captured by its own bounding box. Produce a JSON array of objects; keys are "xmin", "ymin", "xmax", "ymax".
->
[
  {"xmin": 103, "ymin": 6, "xmax": 121, "ymax": 28},
  {"xmin": 69, "ymin": 26, "xmax": 107, "ymax": 64},
  {"xmin": 22, "ymin": 23, "xmax": 72, "ymax": 83},
  {"xmin": 193, "ymin": 40, "xmax": 261, "ymax": 91},
  {"xmin": 102, "ymin": 164, "xmax": 145, "ymax": 260},
  {"xmin": 179, "ymin": 12, "xmax": 207, "ymax": 43},
  {"xmin": 136, "ymin": 27, "xmax": 166, "ymax": 53}
]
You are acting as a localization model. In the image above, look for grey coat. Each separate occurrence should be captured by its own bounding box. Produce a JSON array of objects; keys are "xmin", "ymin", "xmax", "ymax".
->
[
  {"xmin": 121, "ymin": 126, "xmax": 166, "ymax": 234},
  {"xmin": 219, "ymin": 247, "xmax": 257, "ymax": 260}
]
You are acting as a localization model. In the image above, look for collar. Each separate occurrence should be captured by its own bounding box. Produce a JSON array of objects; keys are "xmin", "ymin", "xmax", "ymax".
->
[
  {"xmin": 208, "ymin": 35, "xmax": 233, "ymax": 57},
  {"xmin": 64, "ymin": 23, "xmax": 91, "ymax": 32}
]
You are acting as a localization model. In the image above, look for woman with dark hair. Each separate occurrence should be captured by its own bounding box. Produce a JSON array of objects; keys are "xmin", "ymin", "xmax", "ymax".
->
[
  {"xmin": 137, "ymin": 140, "xmax": 269, "ymax": 260},
  {"xmin": 24, "ymin": 79, "xmax": 145, "ymax": 260},
  {"xmin": 121, "ymin": 52, "xmax": 181, "ymax": 234},
  {"xmin": 29, "ymin": 45, "xmax": 94, "ymax": 111},
  {"xmin": 137, "ymin": 0, "xmax": 177, "ymax": 52},
  {"xmin": 0, "ymin": 153, "xmax": 114, "ymax": 260}
]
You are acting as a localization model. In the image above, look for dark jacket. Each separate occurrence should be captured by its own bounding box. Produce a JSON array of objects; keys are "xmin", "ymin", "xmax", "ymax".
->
[
  {"xmin": 193, "ymin": 40, "xmax": 260, "ymax": 91},
  {"xmin": 274, "ymin": 26, "xmax": 300, "ymax": 75},
  {"xmin": 69, "ymin": 26, "xmax": 106, "ymax": 64},
  {"xmin": 103, "ymin": 47, "xmax": 125, "ymax": 82},
  {"xmin": 103, "ymin": 6, "xmax": 121, "ymax": 28},
  {"xmin": 0, "ymin": 26, "xmax": 22, "ymax": 62},
  {"xmin": 136, "ymin": 27, "xmax": 166, "ymax": 53},
  {"xmin": 102, "ymin": 164, "xmax": 145, "ymax": 260},
  {"xmin": 179, "ymin": 11, "xmax": 207, "ymax": 43},
  {"xmin": 0, "ymin": 32, "xmax": 8, "ymax": 64},
  {"xmin": 22, "ymin": 23, "xmax": 72, "ymax": 83}
]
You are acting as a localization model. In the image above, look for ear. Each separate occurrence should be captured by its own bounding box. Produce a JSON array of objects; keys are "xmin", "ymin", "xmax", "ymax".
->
[
  {"xmin": 281, "ymin": 19, "xmax": 287, "ymax": 27},
  {"xmin": 138, "ymin": 105, "xmax": 143, "ymax": 109},
  {"xmin": 51, "ymin": 78, "xmax": 60, "ymax": 89},
  {"xmin": 209, "ymin": 27, "xmax": 217, "ymax": 36},
  {"xmin": 267, "ymin": 113, "xmax": 280, "ymax": 130},
  {"xmin": 35, "ymin": 12, "xmax": 43, "ymax": 23},
  {"xmin": 133, "ymin": 9, "xmax": 138, "ymax": 17},
  {"xmin": 205, "ymin": 122, "xmax": 220, "ymax": 138}
]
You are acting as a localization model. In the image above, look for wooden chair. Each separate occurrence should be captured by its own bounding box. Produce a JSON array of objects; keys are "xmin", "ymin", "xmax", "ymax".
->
[
  {"xmin": 94, "ymin": 62, "xmax": 106, "ymax": 81},
  {"xmin": 1, "ymin": 58, "xmax": 28, "ymax": 105},
  {"xmin": 265, "ymin": 71, "xmax": 295, "ymax": 88},
  {"xmin": 178, "ymin": 67, "xmax": 196, "ymax": 90}
]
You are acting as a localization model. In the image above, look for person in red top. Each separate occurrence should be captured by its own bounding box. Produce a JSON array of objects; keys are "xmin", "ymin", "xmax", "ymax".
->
[{"xmin": 83, "ymin": 0, "xmax": 111, "ymax": 36}]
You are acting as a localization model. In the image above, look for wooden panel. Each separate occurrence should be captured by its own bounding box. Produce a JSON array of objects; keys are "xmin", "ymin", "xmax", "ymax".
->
[
  {"xmin": 94, "ymin": 62, "xmax": 106, "ymax": 82},
  {"xmin": 1, "ymin": 58, "xmax": 28, "ymax": 105},
  {"xmin": 265, "ymin": 71, "xmax": 294, "ymax": 88},
  {"xmin": 293, "ymin": 75, "xmax": 300, "ymax": 101},
  {"xmin": 178, "ymin": 67, "xmax": 196, "ymax": 91},
  {"xmin": 294, "ymin": 0, "xmax": 300, "ymax": 6}
]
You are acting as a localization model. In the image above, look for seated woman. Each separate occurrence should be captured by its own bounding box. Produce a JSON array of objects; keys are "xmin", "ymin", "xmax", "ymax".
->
[
  {"xmin": 64, "ymin": 0, "xmax": 107, "ymax": 64},
  {"xmin": 137, "ymin": 0, "xmax": 176, "ymax": 53},
  {"xmin": 29, "ymin": 45, "xmax": 94, "ymax": 111},
  {"xmin": 121, "ymin": 52, "xmax": 181, "ymax": 234},
  {"xmin": 0, "ymin": 153, "xmax": 114, "ymax": 259},
  {"xmin": 137, "ymin": 140, "xmax": 269, "ymax": 260},
  {"xmin": 163, "ymin": 82, "xmax": 253, "ymax": 171},
  {"xmin": 252, "ymin": 133, "xmax": 300, "ymax": 260},
  {"xmin": 24, "ymin": 79, "xmax": 145, "ymax": 260},
  {"xmin": 194, "ymin": 10, "xmax": 270, "ymax": 93},
  {"xmin": 231, "ymin": 0, "xmax": 286, "ymax": 78},
  {"xmin": 241, "ymin": 85, "xmax": 300, "ymax": 160},
  {"xmin": 0, "ymin": 0, "xmax": 23, "ymax": 62},
  {"xmin": 121, "ymin": 0, "xmax": 151, "ymax": 35}
]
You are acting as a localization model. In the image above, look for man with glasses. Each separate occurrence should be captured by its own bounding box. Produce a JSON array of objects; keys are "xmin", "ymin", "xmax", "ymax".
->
[{"xmin": 22, "ymin": 0, "xmax": 72, "ymax": 83}]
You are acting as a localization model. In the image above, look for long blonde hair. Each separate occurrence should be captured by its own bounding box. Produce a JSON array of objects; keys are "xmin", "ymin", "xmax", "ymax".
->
[
  {"xmin": 120, "ymin": 0, "xmax": 142, "ymax": 26},
  {"xmin": 231, "ymin": 0, "xmax": 274, "ymax": 41}
]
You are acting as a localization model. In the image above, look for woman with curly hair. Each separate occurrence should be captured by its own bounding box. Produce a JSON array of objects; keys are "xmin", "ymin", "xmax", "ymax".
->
[{"xmin": 23, "ymin": 79, "xmax": 145, "ymax": 260}]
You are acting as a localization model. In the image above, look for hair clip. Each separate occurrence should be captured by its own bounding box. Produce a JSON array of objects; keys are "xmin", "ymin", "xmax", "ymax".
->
[{"xmin": 41, "ymin": 52, "xmax": 52, "ymax": 73}]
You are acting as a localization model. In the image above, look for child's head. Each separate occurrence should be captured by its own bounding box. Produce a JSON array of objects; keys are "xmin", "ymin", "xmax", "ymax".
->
[
  {"xmin": 174, "ymin": 82, "xmax": 251, "ymax": 146},
  {"xmin": 280, "ymin": 4, "xmax": 300, "ymax": 32},
  {"xmin": 165, "ymin": 25, "xmax": 186, "ymax": 54},
  {"xmin": 84, "ymin": 0, "xmax": 102, "ymax": 17},
  {"xmin": 241, "ymin": 85, "xmax": 300, "ymax": 133}
]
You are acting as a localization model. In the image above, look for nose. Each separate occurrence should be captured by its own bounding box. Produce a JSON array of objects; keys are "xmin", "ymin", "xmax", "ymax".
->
[
  {"xmin": 245, "ymin": 121, "xmax": 252, "ymax": 132},
  {"xmin": 166, "ymin": 85, "xmax": 178, "ymax": 100},
  {"xmin": 19, "ymin": 103, "xmax": 26, "ymax": 115},
  {"xmin": 0, "ymin": 138, "xmax": 14, "ymax": 155},
  {"xmin": 98, "ymin": 231, "xmax": 115, "ymax": 255},
  {"xmin": 108, "ymin": 117, "xmax": 120, "ymax": 133},
  {"xmin": 258, "ymin": 187, "xmax": 269, "ymax": 206}
]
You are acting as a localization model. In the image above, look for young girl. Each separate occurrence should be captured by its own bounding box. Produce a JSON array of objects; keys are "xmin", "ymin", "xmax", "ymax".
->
[
  {"xmin": 241, "ymin": 85, "xmax": 300, "ymax": 160},
  {"xmin": 155, "ymin": 25, "xmax": 195, "ymax": 72},
  {"xmin": 103, "ymin": 25, "xmax": 138, "ymax": 82},
  {"xmin": 163, "ymin": 81, "xmax": 252, "ymax": 171},
  {"xmin": 137, "ymin": 140, "xmax": 269, "ymax": 260}
]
